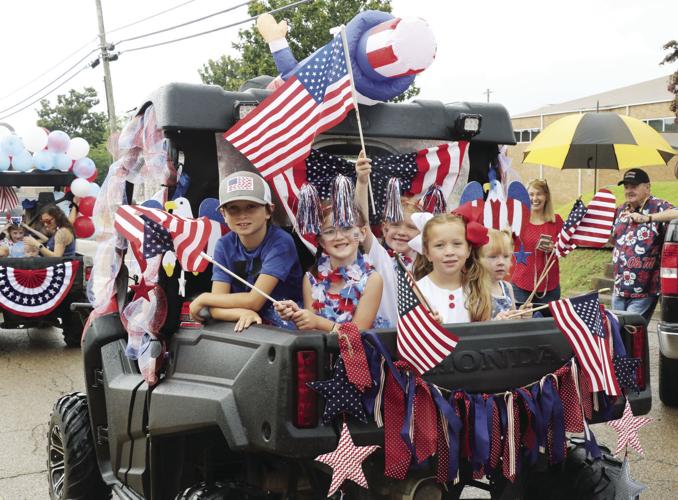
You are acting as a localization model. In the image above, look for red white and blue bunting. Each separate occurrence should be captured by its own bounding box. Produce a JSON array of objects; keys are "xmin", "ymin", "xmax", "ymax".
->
[{"xmin": 0, "ymin": 261, "xmax": 80, "ymax": 317}]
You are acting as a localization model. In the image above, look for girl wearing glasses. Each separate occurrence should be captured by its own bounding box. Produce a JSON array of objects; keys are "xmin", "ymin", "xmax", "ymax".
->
[
  {"xmin": 23, "ymin": 205, "xmax": 76, "ymax": 257},
  {"xmin": 276, "ymin": 177, "xmax": 385, "ymax": 332}
]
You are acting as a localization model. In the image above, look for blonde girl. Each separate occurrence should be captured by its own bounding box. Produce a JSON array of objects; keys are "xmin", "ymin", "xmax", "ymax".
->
[
  {"xmin": 412, "ymin": 211, "xmax": 492, "ymax": 323},
  {"xmin": 479, "ymin": 229, "xmax": 519, "ymax": 319}
]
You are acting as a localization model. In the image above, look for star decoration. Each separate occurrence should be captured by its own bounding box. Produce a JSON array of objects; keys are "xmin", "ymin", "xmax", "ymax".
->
[
  {"xmin": 514, "ymin": 242, "xmax": 531, "ymax": 265},
  {"xmin": 315, "ymin": 422, "xmax": 379, "ymax": 497},
  {"xmin": 606, "ymin": 398, "xmax": 652, "ymax": 456},
  {"xmin": 308, "ymin": 358, "xmax": 368, "ymax": 424},
  {"xmin": 613, "ymin": 355, "xmax": 641, "ymax": 393},
  {"xmin": 130, "ymin": 277, "xmax": 155, "ymax": 302},
  {"xmin": 612, "ymin": 458, "xmax": 647, "ymax": 499}
]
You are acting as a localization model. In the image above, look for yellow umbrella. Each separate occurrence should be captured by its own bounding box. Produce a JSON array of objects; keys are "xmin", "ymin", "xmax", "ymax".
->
[{"xmin": 523, "ymin": 113, "xmax": 676, "ymax": 170}]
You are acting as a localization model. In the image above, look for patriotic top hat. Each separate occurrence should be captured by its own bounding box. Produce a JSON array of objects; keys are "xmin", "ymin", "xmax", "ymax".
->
[{"xmin": 357, "ymin": 17, "xmax": 436, "ymax": 81}]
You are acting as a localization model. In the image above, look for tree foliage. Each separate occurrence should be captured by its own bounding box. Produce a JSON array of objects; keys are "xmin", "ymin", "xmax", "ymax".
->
[
  {"xmin": 661, "ymin": 40, "xmax": 678, "ymax": 122},
  {"xmin": 36, "ymin": 87, "xmax": 108, "ymax": 146},
  {"xmin": 198, "ymin": 0, "xmax": 419, "ymax": 101}
]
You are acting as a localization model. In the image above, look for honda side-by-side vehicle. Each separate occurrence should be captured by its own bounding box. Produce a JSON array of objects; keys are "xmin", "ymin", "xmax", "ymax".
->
[{"xmin": 47, "ymin": 81, "xmax": 652, "ymax": 500}]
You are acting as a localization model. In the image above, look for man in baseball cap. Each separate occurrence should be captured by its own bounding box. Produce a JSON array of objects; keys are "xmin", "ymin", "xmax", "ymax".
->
[
  {"xmin": 190, "ymin": 171, "xmax": 303, "ymax": 331},
  {"xmin": 611, "ymin": 168, "xmax": 678, "ymax": 321}
]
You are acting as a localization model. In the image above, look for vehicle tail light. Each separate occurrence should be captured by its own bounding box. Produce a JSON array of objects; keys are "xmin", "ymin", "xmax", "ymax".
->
[
  {"xmin": 630, "ymin": 325, "xmax": 646, "ymax": 391},
  {"xmin": 294, "ymin": 350, "xmax": 318, "ymax": 428},
  {"xmin": 179, "ymin": 301, "xmax": 202, "ymax": 329},
  {"xmin": 661, "ymin": 242, "xmax": 678, "ymax": 295},
  {"xmin": 85, "ymin": 265, "xmax": 93, "ymax": 282}
]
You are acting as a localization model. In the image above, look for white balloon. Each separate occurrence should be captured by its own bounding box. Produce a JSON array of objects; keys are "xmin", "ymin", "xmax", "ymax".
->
[
  {"xmin": 54, "ymin": 153, "xmax": 72, "ymax": 172},
  {"xmin": 88, "ymin": 182, "xmax": 101, "ymax": 197},
  {"xmin": 22, "ymin": 127, "xmax": 48, "ymax": 152},
  {"xmin": 67, "ymin": 137, "xmax": 90, "ymax": 160},
  {"xmin": 71, "ymin": 178, "xmax": 91, "ymax": 198}
]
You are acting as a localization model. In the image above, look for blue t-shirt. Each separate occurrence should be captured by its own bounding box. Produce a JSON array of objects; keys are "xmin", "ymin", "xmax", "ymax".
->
[{"xmin": 212, "ymin": 225, "xmax": 303, "ymax": 324}]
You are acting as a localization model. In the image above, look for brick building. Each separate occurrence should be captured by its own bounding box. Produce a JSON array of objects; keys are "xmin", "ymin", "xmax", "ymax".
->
[{"xmin": 508, "ymin": 75, "xmax": 678, "ymax": 206}]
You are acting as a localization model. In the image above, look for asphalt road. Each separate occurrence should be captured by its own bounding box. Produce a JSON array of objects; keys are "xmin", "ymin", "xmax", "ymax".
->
[{"xmin": 0, "ymin": 319, "xmax": 676, "ymax": 499}]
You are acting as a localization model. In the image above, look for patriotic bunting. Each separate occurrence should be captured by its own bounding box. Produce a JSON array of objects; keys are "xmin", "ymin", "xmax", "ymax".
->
[{"xmin": 0, "ymin": 261, "xmax": 80, "ymax": 317}]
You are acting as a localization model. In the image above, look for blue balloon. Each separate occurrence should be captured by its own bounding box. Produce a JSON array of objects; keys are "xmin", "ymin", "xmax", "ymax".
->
[
  {"xmin": 73, "ymin": 157, "xmax": 96, "ymax": 178},
  {"xmin": 0, "ymin": 155, "xmax": 9, "ymax": 171},
  {"xmin": 53, "ymin": 153, "xmax": 72, "ymax": 172},
  {"xmin": 33, "ymin": 150, "xmax": 54, "ymax": 171},
  {"xmin": 11, "ymin": 150, "xmax": 33, "ymax": 171},
  {"xmin": 1, "ymin": 135, "xmax": 25, "ymax": 156}
]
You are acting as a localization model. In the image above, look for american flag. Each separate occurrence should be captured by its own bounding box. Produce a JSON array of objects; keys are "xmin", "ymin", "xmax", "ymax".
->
[
  {"xmin": 571, "ymin": 189, "xmax": 616, "ymax": 248},
  {"xmin": 224, "ymin": 34, "xmax": 354, "ymax": 180},
  {"xmin": 115, "ymin": 205, "xmax": 211, "ymax": 273},
  {"xmin": 142, "ymin": 216, "xmax": 174, "ymax": 259},
  {"xmin": 0, "ymin": 186, "xmax": 19, "ymax": 213},
  {"xmin": 272, "ymin": 143, "xmax": 468, "ymax": 235},
  {"xmin": 395, "ymin": 258, "xmax": 460, "ymax": 375},
  {"xmin": 549, "ymin": 292, "xmax": 620, "ymax": 396},
  {"xmin": 555, "ymin": 199, "xmax": 587, "ymax": 257}
]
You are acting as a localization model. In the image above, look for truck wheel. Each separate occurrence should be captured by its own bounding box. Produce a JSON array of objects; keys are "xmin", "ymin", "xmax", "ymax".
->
[
  {"xmin": 559, "ymin": 442, "xmax": 621, "ymax": 500},
  {"xmin": 47, "ymin": 392, "xmax": 111, "ymax": 500},
  {"xmin": 60, "ymin": 311, "xmax": 84, "ymax": 348},
  {"xmin": 659, "ymin": 352, "xmax": 678, "ymax": 407},
  {"xmin": 175, "ymin": 481, "xmax": 232, "ymax": 499}
]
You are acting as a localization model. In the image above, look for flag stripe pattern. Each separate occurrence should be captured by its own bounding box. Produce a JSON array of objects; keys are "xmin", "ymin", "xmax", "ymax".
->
[
  {"xmin": 571, "ymin": 189, "xmax": 616, "ymax": 248},
  {"xmin": 225, "ymin": 35, "xmax": 354, "ymax": 180},
  {"xmin": 549, "ymin": 293, "xmax": 620, "ymax": 395},
  {"xmin": 0, "ymin": 186, "xmax": 19, "ymax": 213},
  {"xmin": 395, "ymin": 259, "xmax": 459, "ymax": 375},
  {"xmin": 555, "ymin": 199, "xmax": 587, "ymax": 257},
  {"xmin": 114, "ymin": 205, "xmax": 211, "ymax": 272}
]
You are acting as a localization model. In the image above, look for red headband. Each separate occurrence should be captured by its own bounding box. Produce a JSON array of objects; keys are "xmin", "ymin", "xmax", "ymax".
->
[{"xmin": 451, "ymin": 203, "xmax": 489, "ymax": 248}]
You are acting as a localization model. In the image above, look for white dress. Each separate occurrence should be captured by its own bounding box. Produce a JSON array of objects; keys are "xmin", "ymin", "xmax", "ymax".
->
[{"xmin": 416, "ymin": 275, "xmax": 470, "ymax": 324}]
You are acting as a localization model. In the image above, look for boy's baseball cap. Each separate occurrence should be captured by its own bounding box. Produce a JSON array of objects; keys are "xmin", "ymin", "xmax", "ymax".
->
[
  {"xmin": 218, "ymin": 171, "xmax": 272, "ymax": 208},
  {"xmin": 617, "ymin": 168, "xmax": 650, "ymax": 186}
]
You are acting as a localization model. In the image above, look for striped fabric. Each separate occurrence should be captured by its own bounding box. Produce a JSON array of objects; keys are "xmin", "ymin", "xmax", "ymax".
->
[
  {"xmin": 0, "ymin": 186, "xmax": 19, "ymax": 213},
  {"xmin": 571, "ymin": 189, "xmax": 616, "ymax": 248}
]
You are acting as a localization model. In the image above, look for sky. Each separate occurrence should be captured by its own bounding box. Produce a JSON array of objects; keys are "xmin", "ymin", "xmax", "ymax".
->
[{"xmin": 0, "ymin": 0, "xmax": 674, "ymax": 137}]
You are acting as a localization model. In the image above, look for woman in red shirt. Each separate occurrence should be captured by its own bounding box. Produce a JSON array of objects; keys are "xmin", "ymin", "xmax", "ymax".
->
[{"xmin": 511, "ymin": 179, "xmax": 563, "ymax": 304}]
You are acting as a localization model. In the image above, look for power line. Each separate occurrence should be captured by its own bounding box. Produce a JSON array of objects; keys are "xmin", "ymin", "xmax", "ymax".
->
[
  {"xmin": 0, "ymin": 65, "xmax": 91, "ymax": 122},
  {"xmin": 106, "ymin": 0, "xmax": 198, "ymax": 35},
  {"xmin": 121, "ymin": 0, "xmax": 311, "ymax": 54},
  {"xmin": 0, "ymin": 48, "xmax": 99, "ymax": 115},
  {"xmin": 114, "ymin": 0, "xmax": 253, "ymax": 46}
]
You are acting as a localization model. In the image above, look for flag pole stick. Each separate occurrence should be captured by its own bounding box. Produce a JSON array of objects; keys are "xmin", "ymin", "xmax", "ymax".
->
[
  {"xmin": 396, "ymin": 254, "xmax": 434, "ymax": 313},
  {"xmin": 200, "ymin": 252, "xmax": 278, "ymax": 304},
  {"xmin": 504, "ymin": 288, "xmax": 611, "ymax": 319},
  {"xmin": 339, "ymin": 25, "xmax": 377, "ymax": 216},
  {"xmin": 523, "ymin": 250, "xmax": 557, "ymax": 305}
]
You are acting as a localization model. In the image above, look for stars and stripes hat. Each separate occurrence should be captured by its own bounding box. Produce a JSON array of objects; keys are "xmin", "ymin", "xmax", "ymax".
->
[{"xmin": 218, "ymin": 171, "xmax": 272, "ymax": 209}]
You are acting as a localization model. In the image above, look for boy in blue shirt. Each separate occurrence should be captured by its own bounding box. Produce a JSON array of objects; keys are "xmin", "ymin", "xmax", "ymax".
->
[{"xmin": 189, "ymin": 171, "xmax": 303, "ymax": 331}]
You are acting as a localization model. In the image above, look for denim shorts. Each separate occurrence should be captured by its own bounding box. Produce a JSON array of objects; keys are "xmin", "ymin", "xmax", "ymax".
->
[{"xmin": 611, "ymin": 295, "xmax": 659, "ymax": 323}]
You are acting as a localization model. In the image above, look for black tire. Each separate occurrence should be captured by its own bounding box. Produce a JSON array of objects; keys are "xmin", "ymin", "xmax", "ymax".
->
[
  {"xmin": 659, "ymin": 351, "xmax": 678, "ymax": 407},
  {"xmin": 47, "ymin": 392, "xmax": 111, "ymax": 500},
  {"xmin": 60, "ymin": 311, "xmax": 84, "ymax": 348},
  {"xmin": 175, "ymin": 481, "xmax": 232, "ymax": 500}
]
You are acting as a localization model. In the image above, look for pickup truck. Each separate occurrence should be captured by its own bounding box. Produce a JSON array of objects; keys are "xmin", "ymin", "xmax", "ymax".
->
[
  {"xmin": 45, "ymin": 81, "xmax": 652, "ymax": 500},
  {"xmin": 658, "ymin": 220, "xmax": 678, "ymax": 405}
]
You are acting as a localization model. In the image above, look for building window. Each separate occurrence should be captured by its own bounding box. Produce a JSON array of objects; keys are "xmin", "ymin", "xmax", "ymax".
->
[
  {"xmin": 514, "ymin": 131, "xmax": 521, "ymax": 143},
  {"xmin": 663, "ymin": 118, "xmax": 678, "ymax": 133},
  {"xmin": 521, "ymin": 130, "xmax": 530, "ymax": 142},
  {"xmin": 646, "ymin": 119, "xmax": 664, "ymax": 132},
  {"xmin": 513, "ymin": 128, "xmax": 542, "ymax": 143},
  {"xmin": 641, "ymin": 117, "xmax": 678, "ymax": 133}
]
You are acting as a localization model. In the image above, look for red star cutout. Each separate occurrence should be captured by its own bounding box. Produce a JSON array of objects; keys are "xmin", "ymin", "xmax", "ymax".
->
[
  {"xmin": 606, "ymin": 398, "xmax": 652, "ymax": 456},
  {"xmin": 130, "ymin": 277, "xmax": 155, "ymax": 302},
  {"xmin": 315, "ymin": 422, "xmax": 380, "ymax": 497}
]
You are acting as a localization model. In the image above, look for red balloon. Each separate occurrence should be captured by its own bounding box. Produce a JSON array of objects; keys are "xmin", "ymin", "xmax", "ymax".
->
[
  {"xmin": 73, "ymin": 216, "xmax": 95, "ymax": 238},
  {"xmin": 78, "ymin": 196, "xmax": 96, "ymax": 217}
]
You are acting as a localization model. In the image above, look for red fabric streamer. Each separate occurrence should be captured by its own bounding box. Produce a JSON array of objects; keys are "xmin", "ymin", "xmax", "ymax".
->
[{"xmin": 337, "ymin": 323, "xmax": 372, "ymax": 392}]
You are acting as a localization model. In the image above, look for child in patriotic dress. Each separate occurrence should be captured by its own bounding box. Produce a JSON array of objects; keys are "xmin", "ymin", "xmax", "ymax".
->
[
  {"xmin": 275, "ymin": 177, "xmax": 386, "ymax": 332},
  {"xmin": 411, "ymin": 209, "xmax": 492, "ymax": 324}
]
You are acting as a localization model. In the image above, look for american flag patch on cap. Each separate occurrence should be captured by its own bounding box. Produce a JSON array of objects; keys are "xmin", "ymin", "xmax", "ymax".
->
[{"xmin": 227, "ymin": 176, "xmax": 254, "ymax": 192}]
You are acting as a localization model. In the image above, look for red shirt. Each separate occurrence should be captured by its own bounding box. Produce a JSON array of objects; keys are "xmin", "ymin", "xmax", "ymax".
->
[{"xmin": 511, "ymin": 215, "xmax": 563, "ymax": 293}]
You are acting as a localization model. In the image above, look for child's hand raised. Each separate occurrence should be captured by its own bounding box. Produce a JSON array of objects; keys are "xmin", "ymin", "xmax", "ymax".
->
[
  {"xmin": 274, "ymin": 299, "xmax": 299, "ymax": 320},
  {"xmin": 355, "ymin": 150, "xmax": 372, "ymax": 186}
]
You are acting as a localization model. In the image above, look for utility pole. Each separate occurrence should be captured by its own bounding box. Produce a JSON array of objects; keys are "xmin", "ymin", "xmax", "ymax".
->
[
  {"xmin": 483, "ymin": 88, "xmax": 493, "ymax": 103},
  {"xmin": 95, "ymin": 0, "xmax": 117, "ymax": 134}
]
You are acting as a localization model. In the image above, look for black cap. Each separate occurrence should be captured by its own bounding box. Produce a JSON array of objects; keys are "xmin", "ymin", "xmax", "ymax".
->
[{"xmin": 617, "ymin": 168, "xmax": 650, "ymax": 186}]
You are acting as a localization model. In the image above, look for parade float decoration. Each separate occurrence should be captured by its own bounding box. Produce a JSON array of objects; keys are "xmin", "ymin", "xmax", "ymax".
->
[{"xmin": 257, "ymin": 10, "xmax": 437, "ymax": 104}]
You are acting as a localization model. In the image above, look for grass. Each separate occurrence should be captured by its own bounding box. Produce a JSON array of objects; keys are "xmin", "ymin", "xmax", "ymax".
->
[
  {"xmin": 558, "ymin": 248, "xmax": 612, "ymax": 296},
  {"xmin": 555, "ymin": 180, "xmax": 678, "ymax": 217}
]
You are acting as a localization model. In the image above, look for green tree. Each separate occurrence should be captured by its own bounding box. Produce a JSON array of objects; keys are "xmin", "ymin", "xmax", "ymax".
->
[
  {"xmin": 36, "ymin": 87, "xmax": 108, "ymax": 146},
  {"xmin": 661, "ymin": 40, "xmax": 678, "ymax": 122},
  {"xmin": 198, "ymin": 0, "xmax": 419, "ymax": 101}
]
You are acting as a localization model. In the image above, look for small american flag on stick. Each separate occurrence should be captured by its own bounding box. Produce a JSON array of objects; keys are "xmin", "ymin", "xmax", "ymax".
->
[
  {"xmin": 224, "ymin": 34, "xmax": 354, "ymax": 180},
  {"xmin": 395, "ymin": 257, "xmax": 459, "ymax": 375},
  {"xmin": 555, "ymin": 199, "xmax": 587, "ymax": 257}
]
